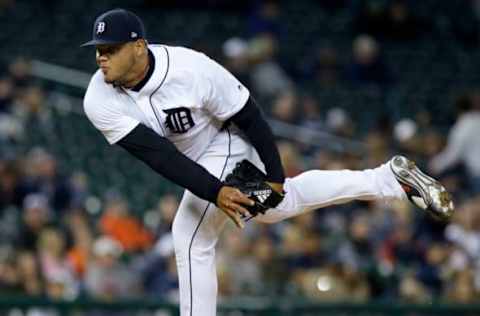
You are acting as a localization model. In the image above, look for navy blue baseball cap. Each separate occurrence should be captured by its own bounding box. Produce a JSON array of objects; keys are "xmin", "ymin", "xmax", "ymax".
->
[{"xmin": 81, "ymin": 8, "xmax": 145, "ymax": 47}]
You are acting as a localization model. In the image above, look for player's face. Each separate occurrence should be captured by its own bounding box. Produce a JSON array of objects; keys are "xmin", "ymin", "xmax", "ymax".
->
[{"xmin": 96, "ymin": 43, "xmax": 136, "ymax": 84}]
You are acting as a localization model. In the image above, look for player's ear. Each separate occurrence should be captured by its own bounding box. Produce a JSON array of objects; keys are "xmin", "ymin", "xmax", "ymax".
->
[
  {"xmin": 134, "ymin": 39, "xmax": 147, "ymax": 56},
  {"xmin": 133, "ymin": 40, "xmax": 140, "ymax": 51}
]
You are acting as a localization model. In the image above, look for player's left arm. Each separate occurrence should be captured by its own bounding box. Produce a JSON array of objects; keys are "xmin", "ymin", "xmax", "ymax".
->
[
  {"xmin": 228, "ymin": 97, "xmax": 285, "ymax": 193},
  {"xmin": 197, "ymin": 53, "xmax": 285, "ymax": 192}
]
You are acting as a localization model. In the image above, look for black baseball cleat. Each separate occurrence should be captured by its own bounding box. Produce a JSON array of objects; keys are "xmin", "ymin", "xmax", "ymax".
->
[{"xmin": 390, "ymin": 155, "xmax": 454, "ymax": 221}]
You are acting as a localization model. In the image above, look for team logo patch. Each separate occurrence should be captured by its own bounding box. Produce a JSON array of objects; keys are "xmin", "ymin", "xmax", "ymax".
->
[
  {"xmin": 163, "ymin": 107, "xmax": 195, "ymax": 134},
  {"xmin": 96, "ymin": 22, "xmax": 106, "ymax": 34}
]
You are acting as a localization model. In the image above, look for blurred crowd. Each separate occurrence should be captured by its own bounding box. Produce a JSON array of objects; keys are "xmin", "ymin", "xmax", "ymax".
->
[{"xmin": 0, "ymin": 0, "xmax": 480, "ymax": 312}]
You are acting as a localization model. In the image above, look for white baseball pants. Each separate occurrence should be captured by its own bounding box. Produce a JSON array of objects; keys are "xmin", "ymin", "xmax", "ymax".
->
[{"xmin": 172, "ymin": 129, "xmax": 405, "ymax": 316}]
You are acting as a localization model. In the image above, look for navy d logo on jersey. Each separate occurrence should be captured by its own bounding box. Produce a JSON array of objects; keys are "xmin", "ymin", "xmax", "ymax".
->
[{"xmin": 163, "ymin": 107, "xmax": 195, "ymax": 134}]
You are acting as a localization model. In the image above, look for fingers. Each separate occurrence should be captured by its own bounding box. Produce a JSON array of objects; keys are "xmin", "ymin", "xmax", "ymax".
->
[
  {"xmin": 222, "ymin": 207, "xmax": 244, "ymax": 229},
  {"xmin": 230, "ymin": 188, "xmax": 255, "ymax": 208},
  {"xmin": 225, "ymin": 199, "xmax": 250, "ymax": 217},
  {"xmin": 221, "ymin": 199, "xmax": 249, "ymax": 228},
  {"xmin": 216, "ymin": 186, "xmax": 256, "ymax": 229},
  {"xmin": 220, "ymin": 188, "xmax": 254, "ymax": 215}
]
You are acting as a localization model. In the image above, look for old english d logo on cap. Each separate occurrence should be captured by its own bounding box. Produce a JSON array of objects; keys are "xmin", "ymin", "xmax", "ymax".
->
[
  {"xmin": 96, "ymin": 22, "xmax": 106, "ymax": 34},
  {"xmin": 81, "ymin": 8, "xmax": 146, "ymax": 47}
]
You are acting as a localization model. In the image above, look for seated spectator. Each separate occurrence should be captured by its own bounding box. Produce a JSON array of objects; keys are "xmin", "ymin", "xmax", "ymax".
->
[
  {"xmin": 270, "ymin": 91, "xmax": 299, "ymax": 124},
  {"xmin": 345, "ymin": 35, "xmax": 392, "ymax": 87},
  {"xmin": 281, "ymin": 212, "xmax": 322, "ymax": 270},
  {"xmin": 314, "ymin": 45, "xmax": 341, "ymax": 88},
  {"xmin": 25, "ymin": 147, "xmax": 73, "ymax": 213},
  {"xmin": 37, "ymin": 228, "xmax": 78, "ymax": 299},
  {"xmin": 325, "ymin": 107, "xmax": 354, "ymax": 138},
  {"xmin": 300, "ymin": 43, "xmax": 340, "ymax": 88},
  {"xmin": 336, "ymin": 212, "xmax": 375, "ymax": 272},
  {"xmin": 0, "ymin": 246, "xmax": 21, "ymax": 295},
  {"xmin": 430, "ymin": 92, "xmax": 480, "ymax": 194},
  {"xmin": 152, "ymin": 193, "xmax": 179, "ymax": 238},
  {"xmin": 11, "ymin": 85, "xmax": 50, "ymax": 126},
  {"xmin": 222, "ymin": 37, "xmax": 251, "ymax": 89},
  {"xmin": 248, "ymin": 34, "xmax": 293, "ymax": 100},
  {"xmin": 299, "ymin": 95, "xmax": 323, "ymax": 130},
  {"xmin": 276, "ymin": 141, "xmax": 304, "ymax": 177},
  {"xmin": 445, "ymin": 268, "xmax": 478, "ymax": 303},
  {"xmin": 140, "ymin": 194, "xmax": 179, "ymax": 298},
  {"xmin": 444, "ymin": 197, "xmax": 480, "ymax": 262},
  {"xmin": 100, "ymin": 197, "xmax": 153, "ymax": 253},
  {"xmin": 0, "ymin": 159, "xmax": 28, "ymax": 210},
  {"xmin": 416, "ymin": 243, "xmax": 447, "ymax": 297},
  {"xmin": 68, "ymin": 171, "xmax": 90, "ymax": 209},
  {"xmin": 217, "ymin": 228, "xmax": 264, "ymax": 296},
  {"xmin": 8, "ymin": 57, "xmax": 31, "ymax": 88},
  {"xmin": 85, "ymin": 236, "xmax": 141, "ymax": 300},
  {"xmin": 66, "ymin": 210, "xmax": 93, "ymax": 279},
  {"xmin": 16, "ymin": 250, "xmax": 43, "ymax": 296},
  {"xmin": 398, "ymin": 273, "xmax": 431, "ymax": 303},
  {"xmin": 252, "ymin": 234, "xmax": 284, "ymax": 294},
  {"xmin": 16, "ymin": 193, "xmax": 51, "ymax": 251}
]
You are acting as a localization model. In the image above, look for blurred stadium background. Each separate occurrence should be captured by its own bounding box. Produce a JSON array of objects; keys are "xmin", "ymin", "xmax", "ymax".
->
[{"xmin": 1, "ymin": 0, "xmax": 480, "ymax": 315}]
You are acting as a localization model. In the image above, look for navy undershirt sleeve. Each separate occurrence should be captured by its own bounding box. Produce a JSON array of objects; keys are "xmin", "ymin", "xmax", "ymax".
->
[
  {"xmin": 229, "ymin": 97, "xmax": 285, "ymax": 183},
  {"xmin": 117, "ymin": 124, "xmax": 223, "ymax": 204}
]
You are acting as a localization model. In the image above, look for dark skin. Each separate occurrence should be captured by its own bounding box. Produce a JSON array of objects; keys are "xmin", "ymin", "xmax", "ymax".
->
[{"xmin": 94, "ymin": 40, "xmax": 284, "ymax": 228}]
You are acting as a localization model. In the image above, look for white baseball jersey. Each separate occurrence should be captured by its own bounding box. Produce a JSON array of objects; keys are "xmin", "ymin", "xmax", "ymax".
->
[
  {"xmin": 84, "ymin": 44, "xmax": 250, "ymax": 160},
  {"xmin": 82, "ymin": 44, "xmax": 410, "ymax": 316}
]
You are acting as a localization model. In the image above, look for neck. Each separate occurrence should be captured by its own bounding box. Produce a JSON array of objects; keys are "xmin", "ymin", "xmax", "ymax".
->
[{"xmin": 122, "ymin": 52, "xmax": 149, "ymax": 89}]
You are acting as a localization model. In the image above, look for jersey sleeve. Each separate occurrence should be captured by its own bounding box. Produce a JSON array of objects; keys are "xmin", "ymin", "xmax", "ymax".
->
[
  {"xmin": 83, "ymin": 81, "xmax": 139, "ymax": 145},
  {"xmin": 197, "ymin": 54, "xmax": 250, "ymax": 121}
]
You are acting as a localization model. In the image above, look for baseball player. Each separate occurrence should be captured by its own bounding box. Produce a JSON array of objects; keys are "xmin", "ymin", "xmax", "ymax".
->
[{"xmin": 82, "ymin": 9, "xmax": 454, "ymax": 316}]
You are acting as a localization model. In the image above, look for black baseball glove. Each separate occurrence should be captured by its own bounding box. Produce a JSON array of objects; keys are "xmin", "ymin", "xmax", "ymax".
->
[{"xmin": 224, "ymin": 159, "xmax": 284, "ymax": 221}]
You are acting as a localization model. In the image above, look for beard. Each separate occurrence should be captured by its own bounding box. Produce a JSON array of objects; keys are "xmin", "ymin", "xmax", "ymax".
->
[
  {"xmin": 101, "ymin": 56, "xmax": 139, "ymax": 87},
  {"xmin": 103, "ymin": 72, "xmax": 123, "ymax": 86},
  {"xmin": 101, "ymin": 69, "xmax": 116, "ymax": 84}
]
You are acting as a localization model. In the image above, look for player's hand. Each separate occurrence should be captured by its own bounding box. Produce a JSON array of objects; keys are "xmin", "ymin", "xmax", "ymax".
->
[
  {"xmin": 266, "ymin": 182, "xmax": 284, "ymax": 194},
  {"xmin": 216, "ymin": 186, "xmax": 255, "ymax": 229}
]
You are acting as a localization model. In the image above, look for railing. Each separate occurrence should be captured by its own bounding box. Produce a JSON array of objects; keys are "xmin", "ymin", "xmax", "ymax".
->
[{"xmin": 1, "ymin": 296, "xmax": 480, "ymax": 316}]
